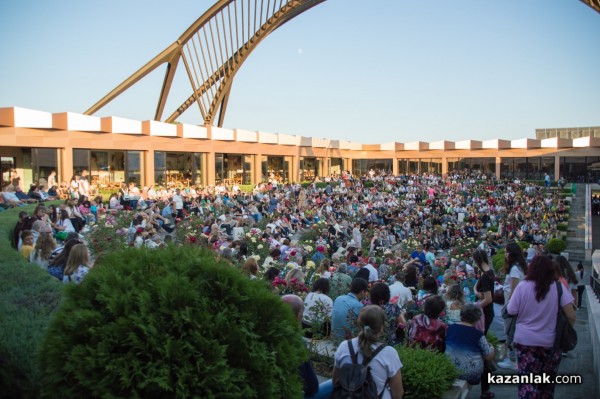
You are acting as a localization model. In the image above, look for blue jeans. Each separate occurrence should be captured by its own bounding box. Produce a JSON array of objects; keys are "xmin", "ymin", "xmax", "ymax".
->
[{"xmin": 306, "ymin": 380, "xmax": 332, "ymax": 399}]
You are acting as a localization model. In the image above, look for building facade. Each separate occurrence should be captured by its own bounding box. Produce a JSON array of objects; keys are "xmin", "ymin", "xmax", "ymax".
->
[{"xmin": 1, "ymin": 107, "xmax": 599, "ymax": 190}]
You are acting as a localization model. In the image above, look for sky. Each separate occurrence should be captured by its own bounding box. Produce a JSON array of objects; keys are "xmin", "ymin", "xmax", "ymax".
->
[{"xmin": 1, "ymin": 0, "xmax": 599, "ymax": 144}]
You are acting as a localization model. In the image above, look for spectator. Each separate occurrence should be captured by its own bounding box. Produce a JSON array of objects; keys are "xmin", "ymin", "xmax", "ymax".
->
[{"xmin": 331, "ymin": 277, "xmax": 368, "ymax": 344}]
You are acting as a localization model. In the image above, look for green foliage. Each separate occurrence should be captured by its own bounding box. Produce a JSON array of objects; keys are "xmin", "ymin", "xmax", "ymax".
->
[
  {"xmin": 0, "ymin": 205, "xmax": 64, "ymax": 398},
  {"xmin": 516, "ymin": 240, "xmax": 531, "ymax": 251},
  {"xmin": 492, "ymin": 249, "xmax": 506, "ymax": 273},
  {"xmin": 487, "ymin": 225, "xmax": 498, "ymax": 232},
  {"xmin": 86, "ymin": 211, "xmax": 131, "ymax": 257},
  {"xmin": 547, "ymin": 238, "xmax": 567, "ymax": 255},
  {"xmin": 299, "ymin": 181, "xmax": 339, "ymax": 189},
  {"xmin": 39, "ymin": 245, "xmax": 306, "ymax": 399},
  {"xmin": 363, "ymin": 181, "xmax": 375, "ymax": 188},
  {"xmin": 238, "ymin": 184, "xmax": 254, "ymax": 193},
  {"xmin": 486, "ymin": 332, "xmax": 499, "ymax": 347},
  {"xmin": 557, "ymin": 223, "xmax": 568, "ymax": 231},
  {"xmin": 396, "ymin": 345, "xmax": 459, "ymax": 399}
]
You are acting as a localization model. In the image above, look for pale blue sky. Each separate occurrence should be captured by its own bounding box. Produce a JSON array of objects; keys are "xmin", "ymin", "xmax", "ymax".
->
[{"xmin": 1, "ymin": 0, "xmax": 599, "ymax": 144}]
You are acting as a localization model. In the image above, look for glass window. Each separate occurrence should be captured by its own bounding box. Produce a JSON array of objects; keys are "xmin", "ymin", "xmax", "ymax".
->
[
  {"xmin": 154, "ymin": 151, "xmax": 166, "ymax": 185},
  {"xmin": 192, "ymin": 153, "xmax": 205, "ymax": 186},
  {"xmin": 127, "ymin": 151, "xmax": 143, "ymax": 186}
]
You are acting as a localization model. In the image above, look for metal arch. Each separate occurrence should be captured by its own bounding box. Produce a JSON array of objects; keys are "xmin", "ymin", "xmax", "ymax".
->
[
  {"xmin": 581, "ymin": 0, "xmax": 600, "ymax": 14},
  {"xmin": 84, "ymin": 0, "xmax": 326, "ymax": 126}
]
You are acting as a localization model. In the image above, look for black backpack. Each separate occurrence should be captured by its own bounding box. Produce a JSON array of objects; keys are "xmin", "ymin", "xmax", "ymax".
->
[{"xmin": 332, "ymin": 340, "xmax": 388, "ymax": 399}]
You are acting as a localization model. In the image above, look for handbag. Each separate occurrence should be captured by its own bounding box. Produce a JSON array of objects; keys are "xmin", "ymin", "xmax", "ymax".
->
[
  {"xmin": 554, "ymin": 282, "xmax": 577, "ymax": 352},
  {"xmin": 501, "ymin": 302, "xmax": 516, "ymax": 342}
]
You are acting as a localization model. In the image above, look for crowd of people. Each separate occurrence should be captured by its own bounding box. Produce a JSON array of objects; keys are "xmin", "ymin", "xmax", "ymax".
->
[{"xmin": 9, "ymin": 169, "xmax": 583, "ymax": 399}]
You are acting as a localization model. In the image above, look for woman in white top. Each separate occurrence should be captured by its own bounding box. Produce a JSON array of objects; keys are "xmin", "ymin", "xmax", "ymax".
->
[
  {"xmin": 52, "ymin": 209, "xmax": 76, "ymax": 233},
  {"xmin": 503, "ymin": 242, "xmax": 527, "ymax": 303},
  {"xmin": 30, "ymin": 230, "xmax": 56, "ymax": 269},
  {"xmin": 499, "ymin": 242, "xmax": 527, "ymax": 370},
  {"xmin": 63, "ymin": 244, "xmax": 91, "ymax": 284},
  {"xmin": 314, "ymin": 258, "xmax": 332, "ymax": 281},
  {"xmin": 302, "ymin": 278, "xmax": 333, "ymax": 338},
  {"xmin": 333, "ymin": 305, "xmax": 404, "ymax": 399},
  {"xmin": 444, "ymin": 284, "xmax": 465, "ymax": 325}
]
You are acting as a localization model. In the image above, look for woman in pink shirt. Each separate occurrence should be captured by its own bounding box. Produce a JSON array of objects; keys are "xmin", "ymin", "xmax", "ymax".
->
[{"xmin": 507, "ymin": 255, "xmax": 576, "ymax": 399}]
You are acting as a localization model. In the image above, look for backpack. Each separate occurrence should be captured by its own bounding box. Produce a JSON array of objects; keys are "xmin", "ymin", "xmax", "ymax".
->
[{"xmin": 332, "ymin": 340, "xmax": 388, "ymax": 399}]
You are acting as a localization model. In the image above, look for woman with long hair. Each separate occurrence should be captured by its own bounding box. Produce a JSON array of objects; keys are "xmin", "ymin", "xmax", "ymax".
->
[
  {"xmin": 63, "ymin": 243, "xmax": 91, "ymax": 284},
  {"xmin": 51, "ymin": 209, "xmax": 76, "ymax": 234},
  {"xmin": 241, "ymin": 257, "xmax": 258, "ymax": 279},
  {"xmin": 498, "ymin": 242, "xmax": 527, "ymax": 370},
  {"xmin": 315, "ymin": 258, "xmax": 332, "ymax": 280},
  {"xmin": 333, "ymin": 305, "xmax": 404, "ymax": 399},
  {"xmin": 507, "ymin": 255, "xmax": 576, "ymax": 398},
  {"xmin": 444, "ymin": 284, "xmax": 465, "ymax": 325},
  {"xmin": 472, "ymin": 248, "xmax": 496, "ymax": 398},
  {"xmin": 370, "ymin": 282, "xmax": 405, "ymax": 346},
  {"xmin": 47, "ymin": 238, "xmax": 82, "ymax": 280},
  {"xmin": 555, "ymin": 255, "xmax": 578, "ymax": 307},
  {"xmin": 302, "ymin": 278, "xmax": 333, "ymax": 338},
  {"xmin": 30, "ymin": 228, "xmax": 56, "ymax": 269}
]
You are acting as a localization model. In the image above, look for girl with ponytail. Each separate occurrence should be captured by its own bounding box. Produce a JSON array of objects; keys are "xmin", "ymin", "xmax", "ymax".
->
[{"xmin": 333, "ymin": 305, "xmax": 404, "ymax": 398}]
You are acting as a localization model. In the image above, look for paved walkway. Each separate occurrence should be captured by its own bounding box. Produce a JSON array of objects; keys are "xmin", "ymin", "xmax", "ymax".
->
[
  {"xmin": 465, "ymin": 305, "xmax": 594, "ymax": 399},
  {"xmin": 466, "ymin": 206, "xmax": 599, "ymax": 399}
]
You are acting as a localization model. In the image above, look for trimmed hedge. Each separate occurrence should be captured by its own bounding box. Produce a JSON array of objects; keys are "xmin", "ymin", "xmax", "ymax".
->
[
  {"xmin": 396, "ymin": 346, "xmax": 458, "ymax": 399},
  {"xmin": 39, "ymin": 245, "xmax": 306, "ymax": 398},
  {"xmin": 547, "ymin": 238, "xmax": 567, "ymax": 255},
  {"xmin": 0, "ymin": 205, "xmax": 64, "ymax": 399}
]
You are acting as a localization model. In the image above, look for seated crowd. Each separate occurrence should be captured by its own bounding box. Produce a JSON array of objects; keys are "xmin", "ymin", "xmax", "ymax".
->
[{"xmin": 10, "ymin": 169, "xmax": 578, "ymax": 398}]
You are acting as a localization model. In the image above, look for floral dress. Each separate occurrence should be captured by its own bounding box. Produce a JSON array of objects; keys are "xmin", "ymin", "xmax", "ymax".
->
[
  {"xmin": 63, "ymin": 265, "xmax": 90, "ymax": 284},
  {"xmin": 407, "ymin": 314, "xmax": 447, "ymax": 353},
  {"xmin": 445, "ymin": 323, "xmax": 493, "ymax": 385}
]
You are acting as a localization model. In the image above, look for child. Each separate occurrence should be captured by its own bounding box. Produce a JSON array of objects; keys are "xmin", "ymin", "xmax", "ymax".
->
[
  {"xmin": 63, "ymin": 244, "xmax": 91, "ymax": 284},
  {"xmin": 20, "ymin": 230, "xmax": 35, "ymax": 260}
]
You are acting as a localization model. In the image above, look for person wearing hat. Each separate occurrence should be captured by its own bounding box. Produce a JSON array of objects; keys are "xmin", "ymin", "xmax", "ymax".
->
[{"xmin": 329, "ymin": 262, "xmax": 352, "ymax": 301}]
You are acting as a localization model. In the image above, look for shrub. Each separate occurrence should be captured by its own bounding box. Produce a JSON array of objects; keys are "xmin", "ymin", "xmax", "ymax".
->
[
  {"xmin": 396, "ymin": 345, "xmax": 459, "ymax": 399},
  {"xmin": 516, "ymin": 241, "xmax": 531, "ymax": 251},
  {"xmin": 238, "ymin": 184, "xmax": 254, "ymax": 193},
  {"xmin": 0, "ymin": 205, "xmax": 64, "ymax": 399},
  {"xmin": 547, "ymin": 238, "xmax": 567, "ymax": 255},
  {"xmin": 492, "ymin": 249, "xmax": 505, "ymax": 273},
  {"xmin": 487, "ymin": 225, "xmax": 498, "ymax": 232},
  {"xmin": 557, "ymin": 223, "xmax": 568, "ymax": 231},
  {"xmin": 39, "ymin": 245, "xmax": 306, "ymax": 399}
]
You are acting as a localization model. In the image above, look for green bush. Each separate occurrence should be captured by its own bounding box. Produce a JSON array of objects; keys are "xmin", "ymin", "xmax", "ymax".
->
[
  {"xmin": 238, "ymin": 184, "xmax": 254, "ymax": 193},
  {"xmin": 0, "ymin": 205, "xmax": 64, "ymax": 399},
  {"xmin": 39, "ymin": 245, "xmax": 306, "ymax": 399},
  {"xmin": 300, "ymin": 181, "xmax": 339, "ymax": 189},
  {"xmin": 547, "ymin": 238, "xmax": 567, "ymax": 254},
  {"xmin": 492, "ymin": 249, "xmax": 506, "ymax": 273},
  {"xmin": 487, "ymin": 225, "xmax": 498, "ymax": 232},
  {"xmin": 396, "ymin": 346, "xmax": 458, "ymax": 399},
  {"xmin": 557, "ymin": 223, "xmax": 568, "ymax": 231}
]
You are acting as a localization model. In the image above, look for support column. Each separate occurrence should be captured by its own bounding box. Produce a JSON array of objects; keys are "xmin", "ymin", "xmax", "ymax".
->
[
  {"xmin": 294, "ymin": 155, "xmax": 301, "ymax": 183},
  {"xmin": 61, "ymin": 147, "xmax": 73, "ymax": 187},
  {"xmin": 554, "ymin": 155, "xmax": 560, "ymax": 181},
  {"xmin": 495, "ymin": 157, "xmax": 501, "ymax": 180},
  {"xmin": 207, "ymin": 152, "xmax": 215, "ymax": 185},
  {"xmin": 393, "ymin": 158, "xmax": 399, "ymax": 175},
  {"xmin": 146, "ymin": 149, "xmax": 155, "ymax": 186},
  {"xmin": 255, "ymin": 153, "xmax": 263, "ymax": 184},
  {"xmin": 441, "ymin": 157, "xmax": 448, "ymax": 176}
]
